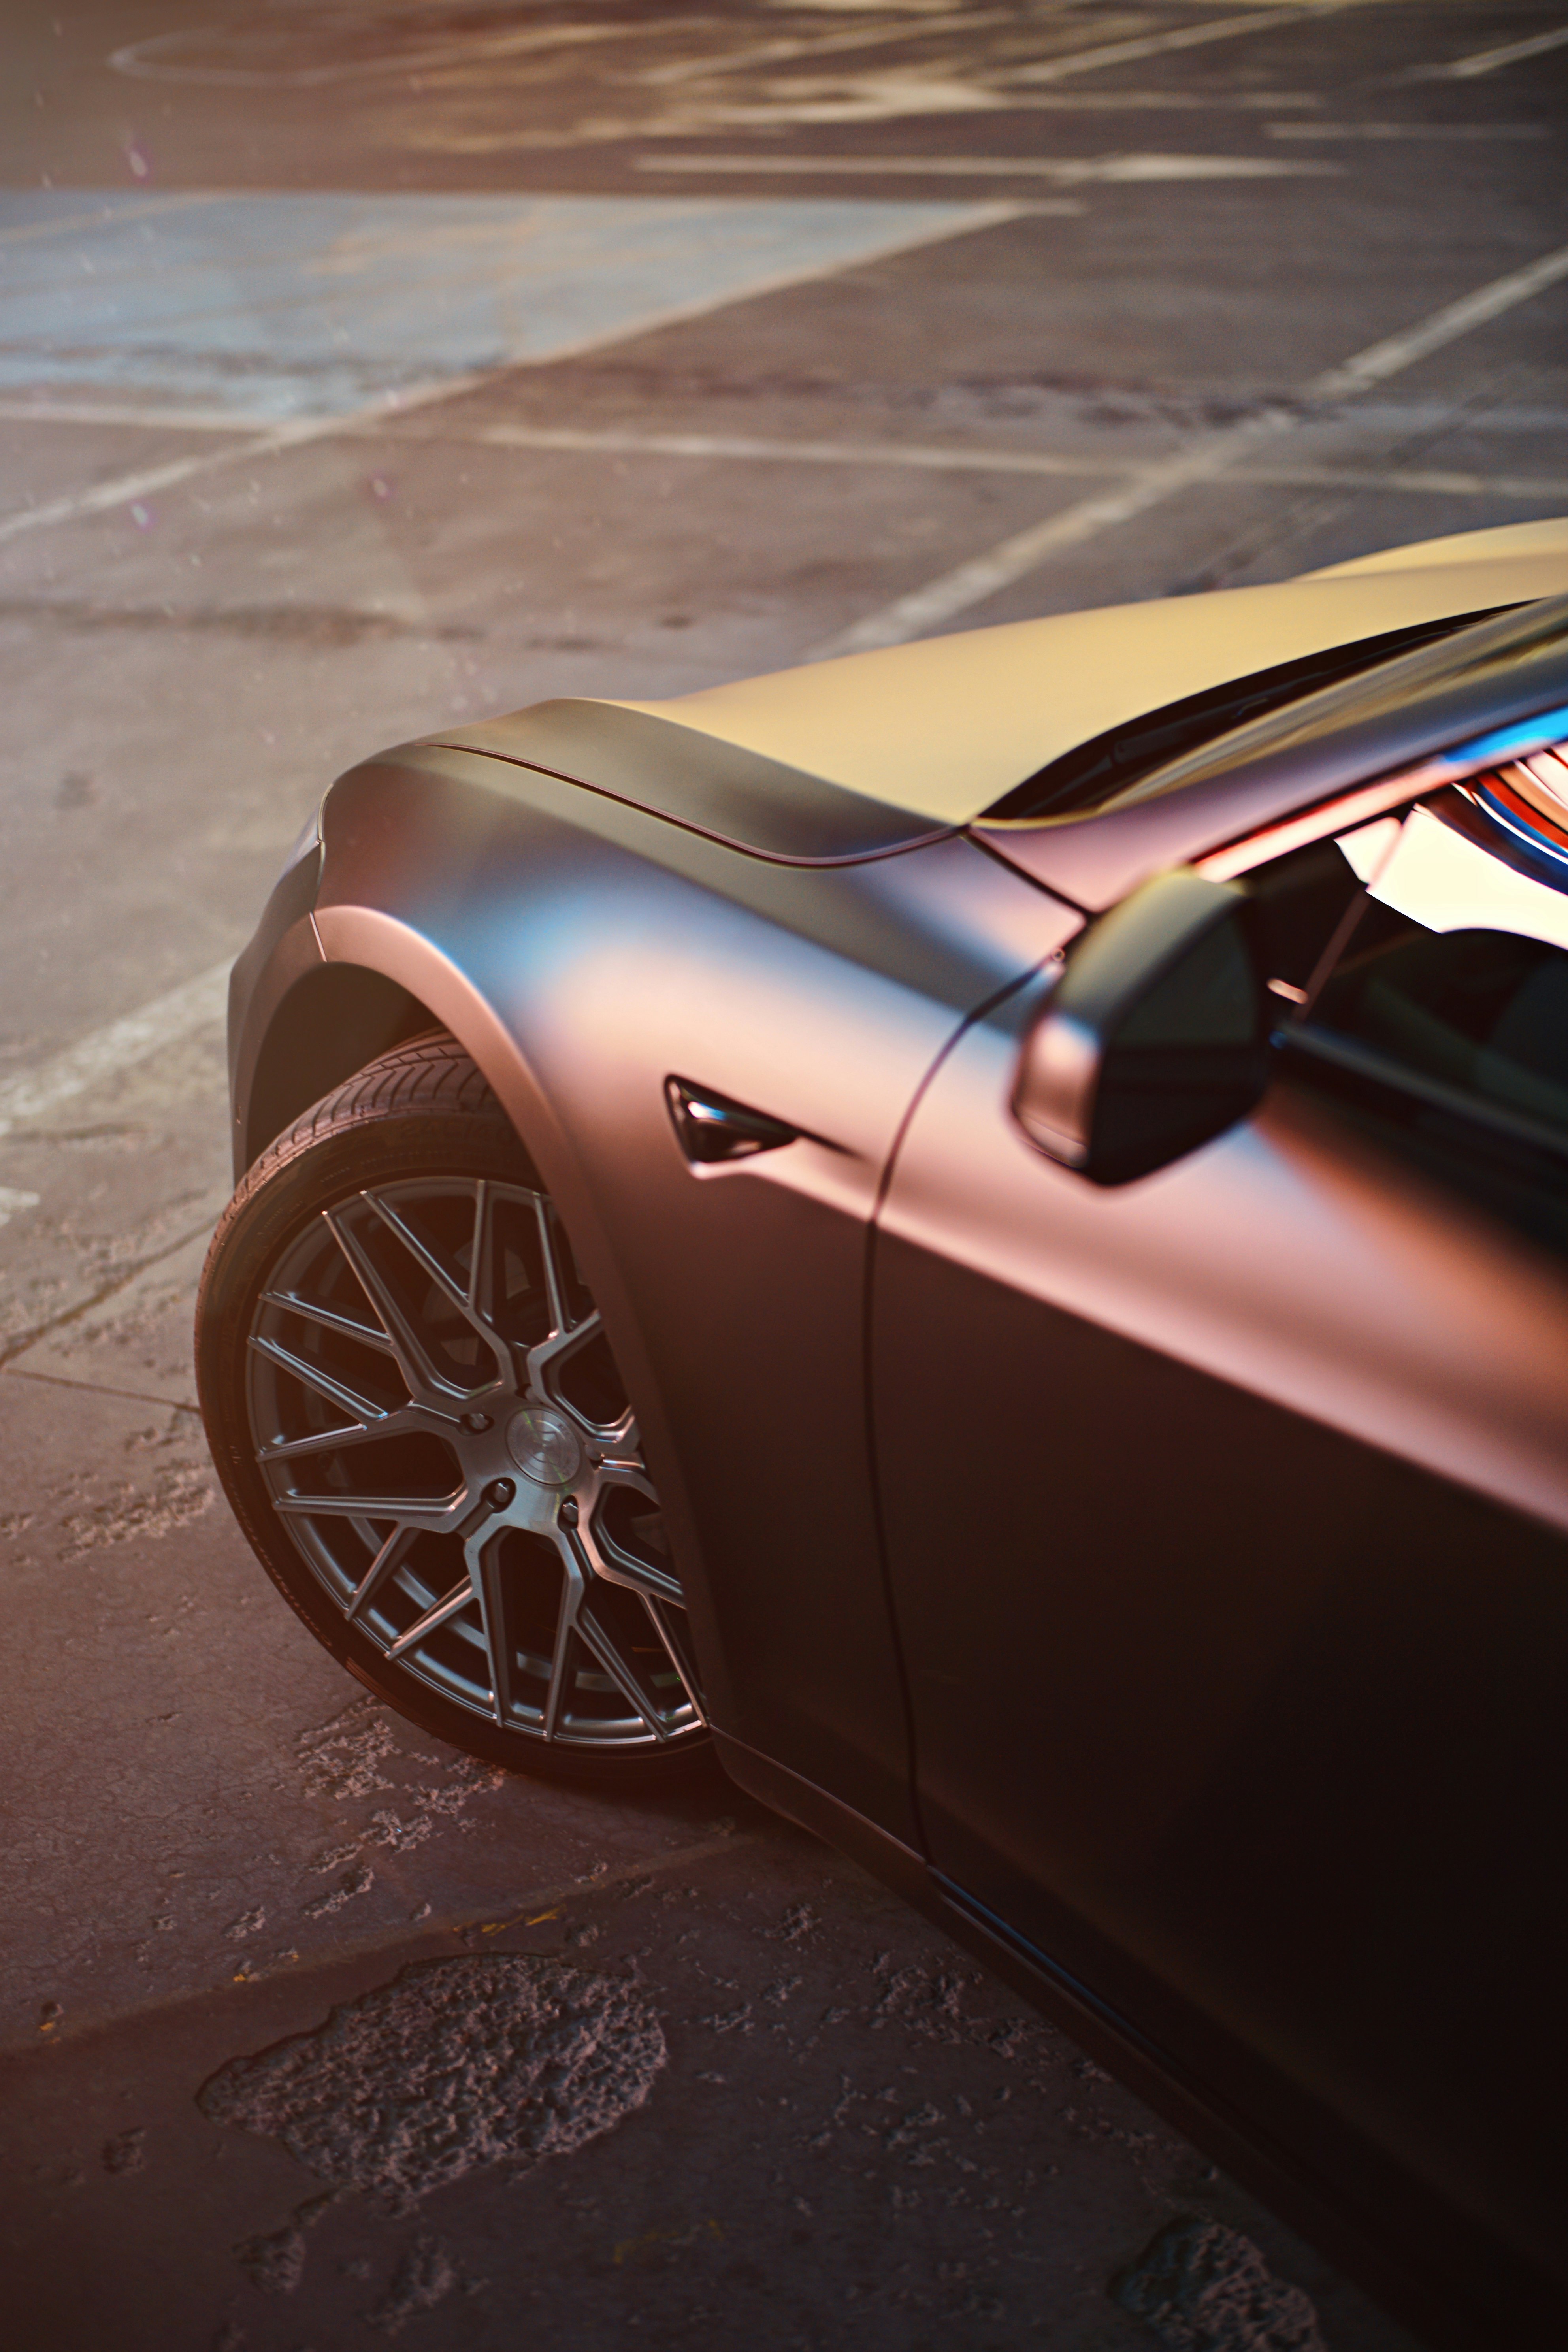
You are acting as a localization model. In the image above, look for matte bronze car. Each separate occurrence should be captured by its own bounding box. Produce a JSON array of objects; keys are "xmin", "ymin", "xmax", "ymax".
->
[{"xmin": 198, "ymin": 518, "xmax": 1568, "ymax": 2348}]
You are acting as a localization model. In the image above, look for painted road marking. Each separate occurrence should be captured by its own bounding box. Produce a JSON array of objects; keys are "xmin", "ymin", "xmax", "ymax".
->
[
  {"xmin": 619, "ymin": 6, "xmax": 1012, "ymax": 90},
  {"xmin": 4, "ymin": 399, "xmax": 1563, "ymax": 524},
  {"xmin": 0, "ymin": 189, "xmax": 1023, "ymax": 422},
  {"xmin": 0, "ymin": 387, "xmax": 485, "ymax": 549},
  {"xmin": 816, "ymin": 236, "xmax": 1568, "ymax": 654},
  {"xmin": 1311, "ymin": 242, "xmax": 1568, "ymax": 403},
  {"xmin": 409, "ymin": 422, "xmax": 1122, "ymax": 478},
  {"xmin": 1414, "ymin": 24, "xmax": 1568, "ymax": 81},
  {"xmin": 0, "ymin": 415, "xmax": 362, "ymax": 548},
  {"xmin": 1004, "ymin": 3, "xmax": 1355, "ymax": 87},
  {"xmin": 816, "ymin": 430, "xmax": 1295, "ymax": 656},
  {"xmin": 0, "ymin": 959, "xmax": 232, "ymax": 1139},
  {"xmin": 111, "ymin": 14, "xmax": 646, "ymax": 89},
  {"xmin": 639, "ymin": 153, "xmax": 1337, "ymax": 181},
  {"xmin": 111, "ymin": 6, "xmax": 1035, "ymax": 99},
  {"xmin": 1267, "ymin": 120, "xmax": 1546, "ymax": 139},
  {"xmin": 4, "ymin": 399, "xmax": 1567, "ymax": 510},
  {"xmin": 358, "ymin": 421, "xmax": 1568, "ymax": 510},
  {"xmin": 108, "ymin": 2, "xmax": 1347, "ymax": 98}
]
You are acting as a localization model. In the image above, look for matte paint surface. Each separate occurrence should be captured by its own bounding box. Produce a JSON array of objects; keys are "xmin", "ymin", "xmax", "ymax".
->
[
  {"xmin": 299, "ymin": 750, "xmax": 1078, "ymax": 1839},
  {"xmin": 872, "ymin": 1015, "xmax": 1568, "ymax": 2320}
]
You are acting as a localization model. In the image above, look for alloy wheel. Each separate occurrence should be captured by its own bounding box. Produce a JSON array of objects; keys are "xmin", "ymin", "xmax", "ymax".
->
[{"xmin": 245, "ymin": 1175, "xmax": 704, "ymax": 1753}]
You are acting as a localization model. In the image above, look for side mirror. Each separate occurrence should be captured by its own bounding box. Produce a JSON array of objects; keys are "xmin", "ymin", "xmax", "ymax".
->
[{"xmin": 1013, "ymin": 868, "xmax": 1271, "ymax": 1185}]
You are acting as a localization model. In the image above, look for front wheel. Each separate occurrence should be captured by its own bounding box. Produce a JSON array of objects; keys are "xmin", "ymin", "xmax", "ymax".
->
[{"xmin": 196, "ymin": 1034, "xmax": 709, "ymax": 1784}]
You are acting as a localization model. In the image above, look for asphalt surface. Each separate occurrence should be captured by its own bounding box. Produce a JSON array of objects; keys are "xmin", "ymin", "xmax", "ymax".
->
[{"xmin": 1, "ymin": 4, "xmax": 1565, "ymax": 2347}]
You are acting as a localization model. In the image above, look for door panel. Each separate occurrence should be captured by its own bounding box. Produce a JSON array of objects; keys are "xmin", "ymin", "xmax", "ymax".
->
[{"xmin": 872, "ymin": 977, "xmax": 1568, "ymax": 2290}]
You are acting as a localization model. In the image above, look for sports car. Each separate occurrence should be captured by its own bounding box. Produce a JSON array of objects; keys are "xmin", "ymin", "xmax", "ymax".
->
[{"xmin": 198, "ymin": 516, "xmax": 1568, "ymax": 2347}]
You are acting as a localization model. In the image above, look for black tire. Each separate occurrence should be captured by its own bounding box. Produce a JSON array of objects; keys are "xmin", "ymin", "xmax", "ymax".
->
[{"xmin": 196, "ymin": 1032, "xmax": 710, "ymax": 1785}]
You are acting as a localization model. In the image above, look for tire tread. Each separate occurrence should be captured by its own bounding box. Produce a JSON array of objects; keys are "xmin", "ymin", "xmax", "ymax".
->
[{"xmin": 227, "ymin": 1029, "xmax": 504, "ymax": 1220}]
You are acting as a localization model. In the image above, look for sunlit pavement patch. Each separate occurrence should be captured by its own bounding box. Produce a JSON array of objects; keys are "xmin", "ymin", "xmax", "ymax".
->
[
  {"xmin": 0, "ymin": 189, "xmax": 1003, "ymax": 420},
  {"xmin": 198, "ymin": 1953, "xmax": 666, "ymax": 2206}
]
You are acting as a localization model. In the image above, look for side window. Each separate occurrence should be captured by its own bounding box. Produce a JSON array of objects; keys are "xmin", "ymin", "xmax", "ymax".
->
[
  {"xmin": 1263, "ymin": 780, "xmax": 1568, "ymax": 1253},
  {"xmin": 1310, "ymin": 921, "xmax": 1568, "ymax": 1140}
]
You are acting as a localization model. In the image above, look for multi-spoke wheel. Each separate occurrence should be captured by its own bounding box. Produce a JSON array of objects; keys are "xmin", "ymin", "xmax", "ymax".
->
[{"xmin": 196, "ymin": 1034, "xmax": 707, "ymax": 1781}]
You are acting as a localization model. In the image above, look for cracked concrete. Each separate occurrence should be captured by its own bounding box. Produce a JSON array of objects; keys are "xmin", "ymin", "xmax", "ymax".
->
[
  {"xmin": 1114, "ymin": 2217, "xmax": 1328, "ymax": 2352},
  {"xmin": 200, "ymin": 1954, "xmax": 668, "ymax": 2205},
  {"xmin": 3, "ymin": 1829, "xmax": 1411, "ymax": 2352}
]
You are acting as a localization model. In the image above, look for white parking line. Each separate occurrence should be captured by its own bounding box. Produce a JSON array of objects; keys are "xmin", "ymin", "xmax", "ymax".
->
[
  {"xmin": 5, "ymin": 406, "xmax": 1566, "ymax": 507},
  {"xmin": 1267, "ymin": 120, "xmax": 1545, "ymax": 139},
  {"xmin": 1005, "ymin": 3, "xmax": 1353, "ymax": 86},
  {"xmin": 816, "ymin": 236, "xmax": 1568, "ymax": 654},
  {"xmin": 639, "ymin": 153, "xmax": 1336, "ymax": 181},
  {"xmin": 6, "ymin": 406, "xmax": 1568, "ymax": 513},
  {"xmin": 0, "ymin": 958, "xmax": 232, "ymax": 1140},
  {"xmin": 632, "ymin": 6, "xmax": 1012, "ymax": 90},
  {"xmin": 398, "ymin": 422, "xmax": 1568, "ymax": 507},
  {"xmin": 1283, "ymin": 461, "xmax": 1568, "ymax": 500},
  {"xmin": 467, "ymin": 422, "xmax": 1118, "ymax": 477},
  {"xmin": 111, "ymin": 14, "xmax": 646, "ymax": 88},
  {"xmin": 0, "ymin": 374, "xmax": 500, "ymax": 549},
  {"xmin": 1310, "ymin": 241, "xmax": 1568, "ymax": 402},
  {"xmin": 1415, "ymin": 24, "xmax": 1568, "ymax": 80},
  {"xmin": 0, "ymin": 412, "xmax": 370, "ymax": 548},
  {"xmin": 818, "ymin": 425, "xmax": 1291, "ymax": 654}
]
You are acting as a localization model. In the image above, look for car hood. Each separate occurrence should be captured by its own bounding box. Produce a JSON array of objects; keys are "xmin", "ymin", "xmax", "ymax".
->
[{"xmin": 433, "ymin": 518, "xmax": 1568, "ymax": 854}]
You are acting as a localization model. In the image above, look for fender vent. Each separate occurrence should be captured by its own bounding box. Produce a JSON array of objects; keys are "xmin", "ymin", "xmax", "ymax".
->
[{"xmin": 665, "ymin": 1077, "xmax": 800, "ymax": 1165}]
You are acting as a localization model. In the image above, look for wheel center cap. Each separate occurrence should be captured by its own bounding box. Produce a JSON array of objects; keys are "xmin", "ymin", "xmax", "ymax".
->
[{"xmin": 506, "ymin": 1405, "xmax": 582, "ymax": 1487}]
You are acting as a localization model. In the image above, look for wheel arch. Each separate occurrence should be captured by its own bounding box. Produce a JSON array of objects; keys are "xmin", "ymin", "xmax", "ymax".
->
[
  {"xmin": 308, "ymin": 905, "xmax": 584, "ymax": 1214},
  {"xmin": 242, "ymin": 958, "xmax": 443, "ymax": 1171},
  {"xmin": 236, "ymin": 893, "xmax": 660, "ymax": 1478}
]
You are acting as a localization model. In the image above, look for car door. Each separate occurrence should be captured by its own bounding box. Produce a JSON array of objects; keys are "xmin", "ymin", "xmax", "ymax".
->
[{"xmin": 870, "ymin": 789, "xmax": 1568, "ymax": 2305}]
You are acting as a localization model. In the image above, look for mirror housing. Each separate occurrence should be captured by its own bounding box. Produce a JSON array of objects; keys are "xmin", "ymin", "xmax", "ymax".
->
[{"xmin": 1013, "ymin": 868, "xmax": 1271, "ymax": 1184}]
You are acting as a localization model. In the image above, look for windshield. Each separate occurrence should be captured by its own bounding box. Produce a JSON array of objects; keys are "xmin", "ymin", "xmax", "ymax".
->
[{"xmin": 980, "ymin": 610, "xmax": 1507, "ymax": 826}]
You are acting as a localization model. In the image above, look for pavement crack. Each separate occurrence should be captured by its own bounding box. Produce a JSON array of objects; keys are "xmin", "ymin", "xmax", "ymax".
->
[{"xmin": 0, "ymin": 1210, "xmax": 221, "ymax": 1367}]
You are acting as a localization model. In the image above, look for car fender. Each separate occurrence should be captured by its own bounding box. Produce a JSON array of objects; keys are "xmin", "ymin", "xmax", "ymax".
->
[{"xmin": 232, "ymin": 737, "xmax": 1080, "ymax": 1834}]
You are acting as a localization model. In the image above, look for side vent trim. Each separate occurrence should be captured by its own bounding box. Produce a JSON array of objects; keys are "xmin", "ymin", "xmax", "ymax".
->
[{"xmin": 665, "ymin": 1077, "xmax": 801, "ymax": 1165}]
